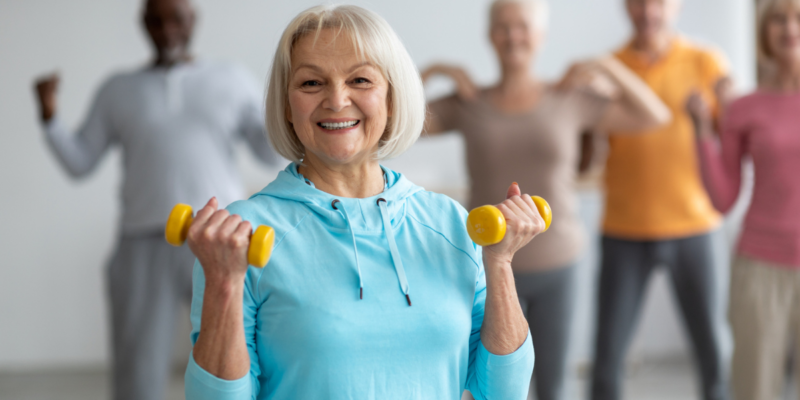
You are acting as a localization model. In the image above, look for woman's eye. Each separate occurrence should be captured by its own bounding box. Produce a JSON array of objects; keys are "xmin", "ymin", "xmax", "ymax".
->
[
  {"xmin": 353, "ymin": 77, "xmax": 371, "ymax": 84},
  {"xmin": 301, "ymin": 80, "xmax": 320, "ymax": 87}
]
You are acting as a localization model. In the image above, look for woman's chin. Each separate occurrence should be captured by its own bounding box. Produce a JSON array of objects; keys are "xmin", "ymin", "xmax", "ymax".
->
[{"xmin": 311, "ymin": 148, "xmax": 372, "ymax": 166}]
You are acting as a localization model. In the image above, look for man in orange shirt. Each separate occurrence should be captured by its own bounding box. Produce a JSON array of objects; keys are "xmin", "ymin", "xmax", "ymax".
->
[{"xmin": 591, "ymin": 1, "xmax": 730, "ymax": 399}]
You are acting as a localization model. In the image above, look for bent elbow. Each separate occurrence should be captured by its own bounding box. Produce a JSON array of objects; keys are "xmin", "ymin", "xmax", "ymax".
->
[
  {"xmin": 59, "ymin": 158, "xmax": 96, "ymax": 179},
  {"xmin": 654, "ymin": 107, "xmax": 673, "ymax": 127}
]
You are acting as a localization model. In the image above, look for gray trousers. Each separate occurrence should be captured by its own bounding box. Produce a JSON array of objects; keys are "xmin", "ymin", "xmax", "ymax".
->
[
  {"xmin": 515, "ymin": 264, "xmax": 576, "ymax": 400},
  {"xmin": 591, "ymin": 233, "xmax": 729, "ymax": 400},
  {"xmin": 106, "ymin": 232, "xmax": 195, "ymax": 400}
]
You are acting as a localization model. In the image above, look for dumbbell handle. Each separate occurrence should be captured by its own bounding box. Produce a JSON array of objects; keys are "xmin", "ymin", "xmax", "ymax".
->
[
  {"xmin": 466, "ymin": 196, "xmax": 552, "ymax": 247},
  {"xmin": 164, "ymin": 203, "xmax": 275, "ymax": 268}
]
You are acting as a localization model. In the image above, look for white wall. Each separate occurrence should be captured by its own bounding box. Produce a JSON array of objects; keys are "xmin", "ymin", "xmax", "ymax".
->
[{"xmin": 0, "ymin": 0, "xmax": 754, "ymax": 371}]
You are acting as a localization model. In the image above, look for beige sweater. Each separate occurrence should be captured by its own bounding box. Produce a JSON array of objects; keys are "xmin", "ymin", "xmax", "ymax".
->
[{"xmin": 428, "ymin": 87, "xmax": 607, "ymax": 270}]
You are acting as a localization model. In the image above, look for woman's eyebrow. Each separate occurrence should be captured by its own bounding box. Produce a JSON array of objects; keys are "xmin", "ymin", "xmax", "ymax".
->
[
  {"xmin": 293, "ymin": 61, "xmax": 375, "ymax": 74},
  {"xmin": 347, "ymin": 61, "xmax": 374, "ymax": 73}
]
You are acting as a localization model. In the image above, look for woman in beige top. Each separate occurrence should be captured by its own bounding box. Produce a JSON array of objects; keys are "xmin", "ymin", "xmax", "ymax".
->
[{"xmin": 422, "ymin": 1, "xmax": 670, "ymax": 399}]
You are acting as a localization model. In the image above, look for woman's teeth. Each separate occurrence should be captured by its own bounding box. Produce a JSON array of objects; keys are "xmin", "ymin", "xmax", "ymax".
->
[{"xmin": 319, "ymin": 120, "xmax": 359, "ymax": 130}]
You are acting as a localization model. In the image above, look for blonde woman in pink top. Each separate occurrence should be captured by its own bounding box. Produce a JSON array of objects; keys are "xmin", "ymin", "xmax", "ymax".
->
[
  {"xmin": 687, "ymin": 0, "xmax": 800, "ymax": 398},
  {"xmin": 421, "ymin": 1, "xmax": 671, "ymax": 398}
]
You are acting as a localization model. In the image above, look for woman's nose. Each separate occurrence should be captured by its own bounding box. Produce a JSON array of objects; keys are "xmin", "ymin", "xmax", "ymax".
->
[{"xmin": 323, "ymin": 84, "xmax": 351, "ymax": 112}]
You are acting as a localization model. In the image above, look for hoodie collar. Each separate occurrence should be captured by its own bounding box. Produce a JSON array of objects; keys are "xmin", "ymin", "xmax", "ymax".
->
[{"xmin": 252, "ymin": 163, "xmax": 422, "ymax": 233}]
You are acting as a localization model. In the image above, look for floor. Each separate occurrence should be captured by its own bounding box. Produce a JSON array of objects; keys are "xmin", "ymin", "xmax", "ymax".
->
[{"xmin": 5, "ymin": 357, "xmax": 788, "ymax": 400}]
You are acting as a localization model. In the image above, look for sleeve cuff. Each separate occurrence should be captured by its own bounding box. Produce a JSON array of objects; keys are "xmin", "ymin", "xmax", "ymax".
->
[
  {"xmin": 185, "ymin": 352, "xmax": 251, "ymax": 398},
  {"xmin": 41, "ymin": 115, "xmax": 60, "ymax": 132},
  {"xmin": 478, "ymin": 330, "xmax": 535, "ymax": 368}
]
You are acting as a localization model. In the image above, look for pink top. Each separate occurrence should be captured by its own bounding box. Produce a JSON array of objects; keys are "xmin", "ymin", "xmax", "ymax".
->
[{"xmin": 697, "ymin": 91, "xmax": 800, "ymax": 267}]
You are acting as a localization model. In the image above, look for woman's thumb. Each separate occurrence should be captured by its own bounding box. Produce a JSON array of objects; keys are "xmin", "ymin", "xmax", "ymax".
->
[{"xmin": 506, "ymin": 182, "xmax": 521, "ymax": 199}]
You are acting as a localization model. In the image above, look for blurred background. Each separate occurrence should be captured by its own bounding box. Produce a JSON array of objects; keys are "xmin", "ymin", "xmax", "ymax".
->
[{"xmin": 0, "ymin": 0, "xmax": 758, "ymax": 399}]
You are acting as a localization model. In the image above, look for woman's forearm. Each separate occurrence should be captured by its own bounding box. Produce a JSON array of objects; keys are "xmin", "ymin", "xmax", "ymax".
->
[
  {"xmin": 192, "ymin": 279, "xmax": 250, "ymax": 380},
  {"xmin": 600, "ymin": 57, "xmax": 672, "ymax": 126},
  {"xmin": 480, "ymin": 255, "xmax": 529, "ymax": 355}
]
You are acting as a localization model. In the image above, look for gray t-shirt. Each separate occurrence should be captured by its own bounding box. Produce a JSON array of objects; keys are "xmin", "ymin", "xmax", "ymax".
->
[
  {"xmin": 43, "ymin": 60, "xmax": 279, "ymax": 233},
  {"xmin": 428, "ymin": 87, "xmax": 607, "ymax": 270}
]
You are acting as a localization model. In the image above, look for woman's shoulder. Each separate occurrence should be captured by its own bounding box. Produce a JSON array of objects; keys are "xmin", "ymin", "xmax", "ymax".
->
[
  {"xmin": 407, "ymin": 190, "xmax": 468, "ymax": 217},
  {"xmin": 403, "ymin": 191, "xmax": 480, "ymax": 262},
  {"xmin": 726, "ymin": 91, "xmax": 778, "ymax": 117},
  {"xmin": 226, "ymin": 195, "xmax": 312, "ymax": 241}
]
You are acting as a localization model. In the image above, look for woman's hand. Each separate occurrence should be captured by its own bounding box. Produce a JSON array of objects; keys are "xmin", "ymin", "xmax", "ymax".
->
[
  {"xmin": 187, "ymin": 197, "xmax": 253, "ymax": 285},
  {"xmin": 713, "ymin": 76, "xmax": 735, "ymax": 113},
  {"xmin": 556, "ymin": 58, "xmax": 620, "ymax": 100},
  {"xmin": 685, "ymin": 91, "xmax": 714, "ymax": 140},
  {"xmin": 482, "ymin": 183, "xmax": 546, "ymax": 266},
  {"xmin": 420, "ymin": 63, "xmax": 478, "ymax": 101}
]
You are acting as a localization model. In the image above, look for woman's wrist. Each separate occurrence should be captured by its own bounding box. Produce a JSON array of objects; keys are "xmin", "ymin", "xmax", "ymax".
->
[
  {"xmin": 204, "ymin": 274, "xmax": 246, "ymax": 300},
  {"xmin": 482, "ymin": 250, "xmax": 513, "ymax": 272}
]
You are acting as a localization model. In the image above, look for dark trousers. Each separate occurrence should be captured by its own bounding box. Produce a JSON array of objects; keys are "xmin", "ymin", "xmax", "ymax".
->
[
  {"xmin": 106, "ymin": 232, "xmax": 196, "ymax": 400},
  {"xmin": 591, "ymin": 233, "xmax": 729, "ymax": 400},
  {"xmin": 516, "ymin": 264, "xmax": 576, "ymax": 400}
]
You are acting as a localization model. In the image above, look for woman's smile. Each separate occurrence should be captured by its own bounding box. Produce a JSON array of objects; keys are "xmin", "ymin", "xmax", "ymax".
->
[{"xmin": 317, "ymin": 118, "xmax": 362, "ymax": 132}]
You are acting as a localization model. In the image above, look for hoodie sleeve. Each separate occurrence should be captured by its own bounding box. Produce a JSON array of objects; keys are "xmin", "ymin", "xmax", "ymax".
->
[
  {"xmin": 185, "ymin": 260, "xmax": 262, "ymax": 400},
  {"xmin": 465, "ymin": 245, "xmax": 535, "ymax": 400}
]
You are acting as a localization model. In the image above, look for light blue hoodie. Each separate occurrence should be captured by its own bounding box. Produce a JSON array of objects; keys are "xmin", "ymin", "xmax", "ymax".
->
[{"xmin": 185, "ymin": 163, "xmax": 534, "ymax": 400}]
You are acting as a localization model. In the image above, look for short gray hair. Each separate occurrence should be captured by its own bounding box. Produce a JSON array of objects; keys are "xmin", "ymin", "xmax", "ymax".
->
[
  {"xmin": 266, "ymin": 4, "xmax": 425, "ymax": 163},
  {"xmin": 490, "ymin": 0, "xmax": 549, "ymax": 31}
]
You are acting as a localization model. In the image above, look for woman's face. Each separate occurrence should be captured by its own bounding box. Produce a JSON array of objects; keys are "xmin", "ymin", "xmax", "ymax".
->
[
  {"xmin": 287, "ymin": 29, "xmax": 391, "ymax": 167},
  {"xmin": 490, "ymin": 2, "xmax": 542, "ymax": 70},
  {"xmin": 765, "ymin": 3, "xmax": 800, "ymax": 66}
]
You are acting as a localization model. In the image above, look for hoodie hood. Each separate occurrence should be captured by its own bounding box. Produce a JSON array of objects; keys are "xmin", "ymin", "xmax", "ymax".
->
[
  {"xmin": 251, "ymin": 162, "xmax": 424, "ymax": 304},
  {"xmin": 253, "ymin": 163, "xmax": 423, "ymax": 232}
]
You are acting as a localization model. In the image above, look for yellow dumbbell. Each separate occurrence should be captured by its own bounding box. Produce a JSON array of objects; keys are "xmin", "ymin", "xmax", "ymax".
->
[
  {"xmin": 467, "ymin": 196, "xmax": 552, "ymax": 247},
  {"xmin": 165, "ymin": 203, "xmax": 275, "ymax": 268}
]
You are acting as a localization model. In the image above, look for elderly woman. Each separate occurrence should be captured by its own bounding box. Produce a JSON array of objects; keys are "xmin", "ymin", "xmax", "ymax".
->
[
  {"xmin": 688, "ymin": 0, "xmax": 800, "ymax": 398},
  {"xmin": 421, "ymin": 1, "xmax": 670, "ymax": 399},
  {"xmin": 182, "ymin": 5, "xmax": 542, "ymax": 400}
]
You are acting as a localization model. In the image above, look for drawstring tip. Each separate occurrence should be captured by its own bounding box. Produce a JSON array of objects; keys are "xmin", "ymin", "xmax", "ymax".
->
[
  {"xmin": 360, "ymin": 287, "xmax": 363, "ymax": 300},
  {"xmin": 405, "ymin": 294, "xmax": 412, "ymax": 307}
]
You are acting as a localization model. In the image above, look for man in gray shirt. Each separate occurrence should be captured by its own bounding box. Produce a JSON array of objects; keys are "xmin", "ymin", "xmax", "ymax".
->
[{"xmin": 33, "ymin": 0, "xmax": 278, "ymax": 399}]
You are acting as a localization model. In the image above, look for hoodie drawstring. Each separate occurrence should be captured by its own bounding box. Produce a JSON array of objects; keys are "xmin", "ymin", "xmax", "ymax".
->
[
  {"xmin": 332, "ymin": 199, "xmax": 364, "ymax": 300},
  {"xmin": 377, "ymin": 198, "xmax": 411, "ymax": 306}
]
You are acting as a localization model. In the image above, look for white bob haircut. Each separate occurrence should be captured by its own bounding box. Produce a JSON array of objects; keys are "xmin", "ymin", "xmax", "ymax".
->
[
  {"xmin": 756, "ymin": 0, "xmax": 800, "ymax": 59},
  {"xmin": 266, "ymin": 4, "xmax": 426, "ymax": 163},
  {"xmin": 489, "ymin": 0, "xmax": 549, "ymax": 31}
]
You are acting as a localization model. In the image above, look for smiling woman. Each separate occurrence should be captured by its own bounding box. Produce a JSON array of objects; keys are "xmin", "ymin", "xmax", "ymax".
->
[
  {"xmin": 183, "ymin": 4, "xmax": 543, "ymax": 400},
  {"xmin": 266, "ymin": 6, "xmax": 425, "ymax": 165}
]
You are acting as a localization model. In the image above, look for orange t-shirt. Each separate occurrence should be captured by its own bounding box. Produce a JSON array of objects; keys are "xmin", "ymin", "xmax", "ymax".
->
[{"xmin": 603, "ymin": 37, "xmax": 728, "ymax": 239}]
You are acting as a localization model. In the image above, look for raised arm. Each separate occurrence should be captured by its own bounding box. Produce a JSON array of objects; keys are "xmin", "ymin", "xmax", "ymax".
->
[
  {"xmin": 184, "ymin": 198, "xmax": 261, "ymax": 400},
  {"xmin": 465, "ymin": 182, "xmax": 540, "ymax": 399},
  {"xmin": 559, "ymin": 56, "xmax": 672, "ymax": 133},
  {"xmin": 34, "ymin": 73, "xmax": 115, "ymax": 177},
  {"xmin": 421, "ymin": 63, "xmax": 476, "ymax": 135},
  {"xmin": 594, "ymin": 56, "xmax": 672, "ymax": 132},
  {"xmin": 686, "ymin": 83, "xmax": 744, "ymax": 214}
]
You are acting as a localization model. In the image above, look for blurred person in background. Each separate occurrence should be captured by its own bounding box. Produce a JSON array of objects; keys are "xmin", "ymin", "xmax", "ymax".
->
[
  {"xmin": 421, "ymin": 1, "xmax": 671, "ymax": 398},
  {"xmin": 687, "ymin": 0, "xmax": 800, "ymax": 398},
  {"xmin": 31, "ymin": 0, "xmax": 278, "ymax": 399},
  {"xmin": 591, "ymin": 0, "xmax": 731, "ymax": 399}
]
